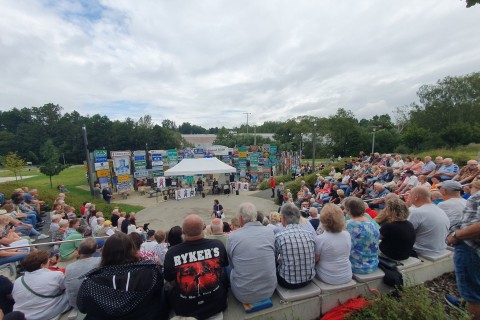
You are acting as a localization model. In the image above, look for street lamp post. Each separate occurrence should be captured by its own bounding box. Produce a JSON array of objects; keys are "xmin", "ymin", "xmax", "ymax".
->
[
  {"xmin": 312, "ymin": 122, "xmax": 317, "ymax": 171},
  {"xmin": 243, "ymin": 112, "xmax": 251, "ymax": 140},
  {"xmin": 371, "ymin": 126, "xmax": 379, "ymax": 154}
]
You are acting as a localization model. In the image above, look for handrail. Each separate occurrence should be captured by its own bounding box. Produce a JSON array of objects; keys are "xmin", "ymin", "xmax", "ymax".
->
[{"xmin": 0, "ymin": 236, "xmax": 109, "ymax": 251}]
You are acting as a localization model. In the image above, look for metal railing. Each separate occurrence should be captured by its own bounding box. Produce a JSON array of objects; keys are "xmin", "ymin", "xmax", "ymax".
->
[{"xmin": 0, "ymin": 236, "xmax": 109, "ymax": 251}]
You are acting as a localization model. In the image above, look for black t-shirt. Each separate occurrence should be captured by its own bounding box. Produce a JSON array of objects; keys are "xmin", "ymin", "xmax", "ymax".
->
[
  {"xmin": 380, "ymin": 220, "xmax": 416, "ymax": 260},
  {"xmin": 111, "ymin": 215, "xmax": 120, "ymax": 227},
  {"xmin": 164, "ymin": 238, "xmax": 228, "ymax": 319}
]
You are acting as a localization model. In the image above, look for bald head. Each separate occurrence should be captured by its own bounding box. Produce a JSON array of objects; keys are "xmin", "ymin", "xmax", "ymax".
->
[
  {"xmin": 410, "ymin": 186, "xmax": 432, "ymax": 206},
  {"xmin": 183, "ymin": 214, "xmax": 205, "ymax": 239},
  {"xmin": 210, "ymin": 218, "xmax": 223, "ymax": 234}
]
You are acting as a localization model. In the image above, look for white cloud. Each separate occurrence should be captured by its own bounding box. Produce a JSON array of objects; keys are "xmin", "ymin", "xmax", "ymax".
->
[{"xmin": 0, "ymin": 0, "xmax": 479, "ymax": 128}]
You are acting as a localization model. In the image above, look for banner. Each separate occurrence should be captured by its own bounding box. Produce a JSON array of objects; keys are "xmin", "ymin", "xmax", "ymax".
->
[
  {"xmin": 96, "ymin": 169, "xmax": 109, "ymax": 178},
  {"xmin": 175, "ymin": 188, "xmax": 196, "ymax": 200},
  {"xmin": 113, "ymin": 157, "xmax": 131, "ymax": 176},
  {"xmin": 168, "ymin": 149, "xmax": 178, "ymax": 165},
  {"xmin": 238, "ymin": 146, "xmax": 247, "ymax": 159},
  {"xmin": 250, "ymin": 153, "xmax": 259, "ymax": 171},
  {"xmin": 156, "ymin": 177, "xmax": 166, "ymax": 189}
]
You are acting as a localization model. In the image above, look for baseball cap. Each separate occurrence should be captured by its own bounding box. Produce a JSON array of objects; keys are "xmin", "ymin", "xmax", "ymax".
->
[
  {"xmin": 437, "ymin": 180, "xmax": 462, "ymax": 191},
  {"xmin": 405, "ymin": 170, "xmax": 414, "ymax": 175}
]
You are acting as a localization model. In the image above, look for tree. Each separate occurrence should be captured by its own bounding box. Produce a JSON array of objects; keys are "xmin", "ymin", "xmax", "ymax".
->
[
  {"xmin": 161, "ymin": 119, "xmax": 177, "ymax": 130},
  {"xmin": 39, "ymin": 140, "xmax": 66, "ymax": 189},
  {"xmin": 466, "ymin": 0, "xmax": 479, "ymax": 7},
  {"xmin": 1, "ymin": 152, "xmax": 25, "ymax": 180}
]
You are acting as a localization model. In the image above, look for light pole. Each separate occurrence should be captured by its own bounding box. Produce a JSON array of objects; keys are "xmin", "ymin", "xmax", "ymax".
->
[
  {"xmin": 253, "ymin": 125, "xmax": 257, "ymax": 146},
  {"xmin": 312, "ymin": 122, "xmax": 317, "ymax": 171},
  {"xmin": 371, "ymin": 126, "xmax": 379, "ymax": 154},
  {"xmin": 243, "ymin": 112, "xmax": 251, "ymax": 137}
]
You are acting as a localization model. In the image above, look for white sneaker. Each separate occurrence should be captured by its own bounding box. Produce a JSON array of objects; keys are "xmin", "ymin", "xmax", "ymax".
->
[{"xmin": 37, "ymin": 234, "xmax": 49, "ymax": 240}]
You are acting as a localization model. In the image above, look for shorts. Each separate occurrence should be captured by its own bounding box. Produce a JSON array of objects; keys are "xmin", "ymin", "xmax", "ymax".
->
[{"xmin": 454, "ymin": 242, "xmax": 480, "ymax": 303}]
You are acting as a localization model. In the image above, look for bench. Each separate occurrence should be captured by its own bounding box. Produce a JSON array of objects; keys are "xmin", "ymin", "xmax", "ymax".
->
[
  {"xmin": 146, "ymin": 190, "xmax": 159, "ymax": 198},
  {"xmin": 276, "ymin": 282, "xmax": 322, "ymax": 302},
  {"xmin": 418, "ymin": 250, "xmax": 452, "ymax": 262},
  {"xmin": 312, "ymin": 278, "xmax": 357, "ymax": 293},
  {"xmin": 353, "ymin": 268, "xmax": 385, "ymax": 282}
]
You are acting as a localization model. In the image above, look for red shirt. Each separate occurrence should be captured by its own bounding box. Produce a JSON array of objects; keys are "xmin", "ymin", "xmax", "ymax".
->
[
  {"xmin": 365, "ymin": 208, "xmax": 378, "ymax": 219},
  {"xmin": 270, "ymin": 178, "xmax": 276, "ymax": 188}
]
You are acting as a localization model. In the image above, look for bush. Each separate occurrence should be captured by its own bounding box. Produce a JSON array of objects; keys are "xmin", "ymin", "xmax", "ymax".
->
[{"xmin": 347, "ymin": 285, "xmax": 469, "ymax": 320}]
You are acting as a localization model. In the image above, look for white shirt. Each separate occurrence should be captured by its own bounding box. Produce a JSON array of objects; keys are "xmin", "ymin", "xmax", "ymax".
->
[
  {"xmin": 13, "ymin": 268, "xmax": 70, "ymax": 320},
  {"xmin": 403, "ymin": 175, "xmax": 419, "ymax": 187},
  {"xmin": 408, "ymin": 204, "xmax": 450, "ymax": 256},
  {"xmin": 315, "ymin": 231, "xmax": 352, "ymax": 285},
  {"xmin": 438, "ymin": 198, "xmax": 467, "ymax": 228}
]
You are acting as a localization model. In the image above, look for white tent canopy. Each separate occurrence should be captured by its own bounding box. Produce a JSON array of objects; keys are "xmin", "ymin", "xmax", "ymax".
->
[{"xmin": 164, "ymin": 157, "xmax": 236, "ymax": 176}]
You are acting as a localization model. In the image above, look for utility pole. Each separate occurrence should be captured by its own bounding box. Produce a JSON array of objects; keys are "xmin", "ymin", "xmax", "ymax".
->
[{"xmin": 82, "ymin": 126, "xmax": 95, "ymax": 197}]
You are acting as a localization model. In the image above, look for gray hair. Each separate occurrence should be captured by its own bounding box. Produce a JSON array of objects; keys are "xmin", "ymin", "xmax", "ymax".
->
[
  {"xmin": 280, "ymin": 203, "xmax": 300, "ymax": 225},
  {"xmin": 238, "ymin": 202, "xmax": 257, "ymax": 223}
]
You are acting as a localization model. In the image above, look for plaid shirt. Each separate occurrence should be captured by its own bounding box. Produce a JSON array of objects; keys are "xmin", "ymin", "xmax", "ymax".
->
[
  {"xmin": 275, "ymin": 224, "xmax": 316, "ymax": 285},
  {"xmin": 455, "ymin": 191, "xmax": 480, "ymax": 257}
]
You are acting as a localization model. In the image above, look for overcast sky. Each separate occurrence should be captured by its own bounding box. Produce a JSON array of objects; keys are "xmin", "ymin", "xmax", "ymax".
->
[{"xmin": 1, "ymin": 0, "xmax": 479, "ymax": 129}]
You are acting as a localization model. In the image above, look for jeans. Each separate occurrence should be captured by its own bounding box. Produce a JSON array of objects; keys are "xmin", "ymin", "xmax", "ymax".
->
[
  {"xmin": 15, "ymin": 226, "xmax": 40, "ymax": 237},
  {"xmin": 0, "ymin": 253, "xmax": 28, "ymax": 266},
  {"xmin": 454, "ymin": 242, "xmax": 480, "ymax": 303}
]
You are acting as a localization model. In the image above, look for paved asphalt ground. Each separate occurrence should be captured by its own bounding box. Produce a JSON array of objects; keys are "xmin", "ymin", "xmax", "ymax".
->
[{"xmin": 113, "ymin": 187, "xmax": 278, "ymax": 231}]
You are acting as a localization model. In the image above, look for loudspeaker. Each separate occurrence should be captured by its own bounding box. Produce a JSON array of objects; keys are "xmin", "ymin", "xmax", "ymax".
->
[
  {"xmin": 202, "ymin": 193, "xmax": 206, "ymax": 198},
  {"xmin": 236, "ymin": 190, "xmax": 239, "ymax": 195},
  {"xmin": 163, "ymin": 196, "xmax": 168, "ymax": 201}
]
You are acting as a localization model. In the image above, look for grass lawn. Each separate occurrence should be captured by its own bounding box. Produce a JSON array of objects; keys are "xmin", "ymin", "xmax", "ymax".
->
[
  {"xmin": 0, "ymin": 166, "xmax": 41, "ymax": 178},
  {"xmin": 0, "ymin": 165, "xmax": 143, "ymax": 219}
]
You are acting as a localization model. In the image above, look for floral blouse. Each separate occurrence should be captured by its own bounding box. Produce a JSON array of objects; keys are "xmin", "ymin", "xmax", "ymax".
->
[{"xmin": 346, "ymin": 219, "xmax": 380, "ymax": 274}]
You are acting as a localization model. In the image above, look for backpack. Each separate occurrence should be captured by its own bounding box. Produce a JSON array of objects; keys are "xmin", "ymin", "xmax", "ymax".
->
[{"xmin": 0, "ymin": 193, "xmax": 5, "ymax": 206}]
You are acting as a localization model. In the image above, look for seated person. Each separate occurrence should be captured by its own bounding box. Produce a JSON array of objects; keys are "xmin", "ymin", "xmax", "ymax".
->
[
  {"xmin": 367, "ymin": 183, "xmax": 390, "ymax": 210},
  {"xmin": 379, "ymin": 198, "xmax": 416, "ymax": 260},
  {"xmin": 64, "ymin": 238, "xmax": 100, "ymax": 311},
  {"xmin": 315, "ymin": 204, "xmax": 352, "ymax": 285},
  {"xmin": 436, "ymin": 158, "xmax": 459, "ymax": 181},
  {"xmin": 275, "ymin": 204, "xmax": 316, "ymax": 289},
  {"xmin": 59, "ymin": 226, "xmax": 86, "ymax": 261},
  {"xmin": 410, "ymin": 157, "xmax": 424, "ymax": 175},
  {"xmin": 452, "ymin": 160, "xmax": 479, "ymax": 184},
  {"xmin": 78, "ymin": 233, "xmax": 165, "ymax": 319},
  {"xmin": 395, "ymin": 170, "xmax": 419, "ymax": 194},
  {"xmin": 345, "ymin": 197, "xmax": 380, "ymax": 274},
  {"xmin": 12, "ymin": 251, "xmax": 70, "ymax": 320},
  {"xmin": 408, "ymin": 186, "xmax": 450, "ymax": 257}
]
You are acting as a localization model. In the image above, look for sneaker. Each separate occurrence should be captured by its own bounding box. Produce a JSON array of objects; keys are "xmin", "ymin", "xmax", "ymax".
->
[
  {"xmin": 37, "ymin": 234, "xmax": 50, "ymax": 240},
  {"xmin": 444, "ymin": 294, "xmax": 467, "ymax": 314}
]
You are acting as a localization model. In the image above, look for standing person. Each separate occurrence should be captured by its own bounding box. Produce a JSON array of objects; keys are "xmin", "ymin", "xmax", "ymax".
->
[
  {"xmin": 93, "ymin": 183, "xmax": 102, "ymax": 199},
  {"xmin": 211, "ymin": 199, "xmax": 224, "ymax": 219},
  {"xmin": 446, "ymin": 180, "xmax": 480, "ymax": 319},
  {"xmin": 270, "ymin": 176, "xmax": 276, "ymax": 198},
  {"xmin": 102, "ymin": 187, "xmax": 112, "ymax": 204},
  {"xmin": 277, "ymin": 182, "xmax": 285, "ymax": 206},
  {"xmin": 164, "ymin": 214, "xmax": 228, "ymax": 319},
  {"xmin": 196, "ymin": 178, "xmax": 204, "ymax": 193},
  {"xmin": 275, "ymin": 204, "xmax": 316, "ymax": 288},
  {"xmin": 227, "ymin": 203, "xmax": 277, "ymax": 304},
  {"xmin": 77, "ymin": 233, "xmax": 165, "ymax": 320}
]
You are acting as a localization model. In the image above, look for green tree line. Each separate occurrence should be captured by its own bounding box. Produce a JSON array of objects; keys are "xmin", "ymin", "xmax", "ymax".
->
[{"xmin": 1, "ymin": 72, "xmax": 479, "ymax": 162}]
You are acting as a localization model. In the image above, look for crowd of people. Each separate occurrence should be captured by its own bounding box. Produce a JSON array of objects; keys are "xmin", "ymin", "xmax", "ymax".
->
[{"xmin": 0, "ymin": 151, "xmax": 479, "ymax": 319}]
